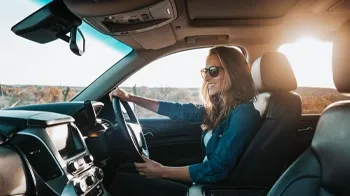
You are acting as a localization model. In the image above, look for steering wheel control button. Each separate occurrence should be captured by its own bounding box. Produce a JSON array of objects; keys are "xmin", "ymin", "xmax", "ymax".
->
[
  {"xmin": 68, "ymin": 161, "xmax": 80, "ymax": 173},
  {"xmin": 95, "ymin": 168, "xmax": 104, "ymax": 181},
  {"xmin": 84, "ymin": 154, "xmax": 94, "ymax": 164},
  {"xmin": 85, "ymin": 175, "xmax": 95, "ymax": 187}
]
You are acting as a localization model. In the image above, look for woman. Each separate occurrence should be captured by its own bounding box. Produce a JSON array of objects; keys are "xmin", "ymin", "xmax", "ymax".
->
[{"xmin": 108, "ymin": 46, "xmax": 261, "ymax": 196}]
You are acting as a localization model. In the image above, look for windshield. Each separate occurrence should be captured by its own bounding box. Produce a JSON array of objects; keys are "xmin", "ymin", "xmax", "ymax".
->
[{"xmin": 0, "ymin": 0, "xmax": 132, "ymax": 109}]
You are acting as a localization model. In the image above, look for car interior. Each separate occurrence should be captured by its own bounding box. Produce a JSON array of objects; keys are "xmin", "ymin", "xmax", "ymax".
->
[
  {"xmin": 0, "ymin": 0, "xmax": 349, "ymax": 196},
  {"xmin": 224, "ymin": 52, "xmax": 302, "ymax": 187}
]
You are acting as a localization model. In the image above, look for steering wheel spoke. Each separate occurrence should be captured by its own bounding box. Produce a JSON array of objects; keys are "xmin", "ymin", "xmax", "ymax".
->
[{"xmin": 112, "ymin": 97, "xmax": 149, "ymax": 162}]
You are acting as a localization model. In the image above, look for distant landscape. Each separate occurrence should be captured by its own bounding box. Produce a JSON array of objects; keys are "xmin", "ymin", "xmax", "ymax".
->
[
  {"xmin": 0, "ymin": 84, "xmax": 348, "ymax": 116},
  {"xmin": 294, "ymin": 87, "xmax": 349, "ymax": 114},
  {"xmin": 0, "ymin": 85, "xmax": 82, "ymax": 109}
]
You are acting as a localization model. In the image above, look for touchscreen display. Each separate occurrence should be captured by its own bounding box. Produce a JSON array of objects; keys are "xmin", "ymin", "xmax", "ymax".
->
[{"xmin": 46, "ymin": 124, "xmax": 84, "ymax": 160}]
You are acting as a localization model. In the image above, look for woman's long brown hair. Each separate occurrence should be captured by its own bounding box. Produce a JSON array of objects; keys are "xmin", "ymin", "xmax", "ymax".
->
[{"xmin": 201, "ymin": 46, "xmax": 257, "ymax": 131}]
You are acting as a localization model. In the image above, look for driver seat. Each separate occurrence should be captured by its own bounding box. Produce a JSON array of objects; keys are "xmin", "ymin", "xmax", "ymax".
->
[
  {"xmin": 225, "ymin": 51, "xmax": 301, "ymax": 187},
  {"xmin": 267, "ymin": 19, "xmax": 350, "ymax": 196},
  {"xmin": 187, "ymin": 52, "xmax": 302, "ymax": 196}
]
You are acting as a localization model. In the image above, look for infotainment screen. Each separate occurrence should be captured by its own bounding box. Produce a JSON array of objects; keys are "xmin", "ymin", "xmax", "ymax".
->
[{"xmin": 46, "ymin": 124, "xmax": 85, "ymax": 160}]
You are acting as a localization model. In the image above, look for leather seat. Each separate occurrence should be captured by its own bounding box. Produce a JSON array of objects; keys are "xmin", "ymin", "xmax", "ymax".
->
[
  {"xmin": 187, "ymin": 52, "xmax": 302, "ymax": 196},
  {"xmin": 224, "ymin": 52, "xmax": 302, "ymax": 188},
  {"xmin": 267, "ymin": 19, "xmax": 350, "ymax": 196}
]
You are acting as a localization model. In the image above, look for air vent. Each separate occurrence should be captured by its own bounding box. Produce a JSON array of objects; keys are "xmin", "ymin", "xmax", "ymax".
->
[{"xmin": 19, "ymin": 136, "xmax": 63, "ymax": 181}]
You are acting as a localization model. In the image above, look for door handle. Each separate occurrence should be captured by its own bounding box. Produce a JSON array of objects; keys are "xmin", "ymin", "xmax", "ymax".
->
[
  {"xmin": 144, "ymin": 132, "xmax": 154, "ymax": 138},
  {"xmin": 298, "ymin": 127, "xmax": 314, "ymax": 132}
]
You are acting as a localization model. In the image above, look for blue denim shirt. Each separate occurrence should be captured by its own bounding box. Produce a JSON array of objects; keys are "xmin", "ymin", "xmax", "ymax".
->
[{"xmin": 157, "ymin": 101, "xmax": 261, "ymax": 184}]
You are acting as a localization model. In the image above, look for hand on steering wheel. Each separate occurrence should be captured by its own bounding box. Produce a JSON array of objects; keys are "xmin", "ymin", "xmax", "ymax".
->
[
  {"xmin": 110, "ymin": 88, "xmax": 149, "ymax": 163},
  {"xmin": 109, "ymin": 87, "xmax": 132, "ymax": 102}
]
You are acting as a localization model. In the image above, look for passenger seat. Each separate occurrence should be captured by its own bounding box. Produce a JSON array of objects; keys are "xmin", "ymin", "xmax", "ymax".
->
[{"xmin": 267, "ymin": 18, "xmax": 350, "ymax": 196}]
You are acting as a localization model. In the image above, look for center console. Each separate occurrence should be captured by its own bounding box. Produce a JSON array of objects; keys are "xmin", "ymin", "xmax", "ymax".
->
[{"xmin": 0, "ymin": 110, "xmax": 108, "ymax": 196}]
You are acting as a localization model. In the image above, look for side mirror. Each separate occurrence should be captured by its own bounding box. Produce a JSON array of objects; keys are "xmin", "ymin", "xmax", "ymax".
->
[{"xmin": 69, "ymin": 27, "xmax": 85, "ymax": 56}]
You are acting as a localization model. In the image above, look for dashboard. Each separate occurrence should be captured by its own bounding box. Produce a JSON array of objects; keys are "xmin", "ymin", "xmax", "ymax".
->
[{"xmin": 0, "ymin": 101, "xmax": 111, "ymax": 196}]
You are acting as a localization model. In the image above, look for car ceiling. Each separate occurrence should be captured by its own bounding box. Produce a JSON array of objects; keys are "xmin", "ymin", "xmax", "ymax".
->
[{"xmin": 63, "ymin": 0, "xmax": 350, "ymax": 61}]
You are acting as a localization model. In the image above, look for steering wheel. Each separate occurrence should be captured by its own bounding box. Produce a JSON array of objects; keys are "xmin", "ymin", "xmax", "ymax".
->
[{"xmin": 111, "ymin": 96, "xmax": 149, "ymax": 163}]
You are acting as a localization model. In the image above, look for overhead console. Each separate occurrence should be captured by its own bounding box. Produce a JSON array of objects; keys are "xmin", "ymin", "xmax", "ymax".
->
[{"xmin": 63, "ymin": 0, "xmax": 177, "ymax": 35}]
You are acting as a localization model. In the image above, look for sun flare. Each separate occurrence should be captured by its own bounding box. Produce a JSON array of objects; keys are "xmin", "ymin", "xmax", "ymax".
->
[{"xmin": 278, "ymin": 36, "xmax": 334, "ymax": 88}]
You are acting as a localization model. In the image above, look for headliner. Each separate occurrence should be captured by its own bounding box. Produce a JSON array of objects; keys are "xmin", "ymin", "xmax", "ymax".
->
[{"xmin": 63, "ymin": 0, "xmax": 350, "ymax": 62}]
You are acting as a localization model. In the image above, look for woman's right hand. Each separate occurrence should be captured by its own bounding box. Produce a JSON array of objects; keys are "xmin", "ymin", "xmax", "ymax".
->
[{"xmin": 109, "ymin": 87, "xmax": 133, "ymax": 102}]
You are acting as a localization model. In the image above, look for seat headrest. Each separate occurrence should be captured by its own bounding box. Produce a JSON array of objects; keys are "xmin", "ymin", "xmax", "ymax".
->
[
  {"xmin": 311, "ymin": 101, "xmax": 350, "ymax": 195},
  {"xmin": 251, "ymin": 52, "xmax": 297, "ymax": 92},
  {"xmin": 333, "ymin": 19, "xmax": 350, "ymax": 95}
]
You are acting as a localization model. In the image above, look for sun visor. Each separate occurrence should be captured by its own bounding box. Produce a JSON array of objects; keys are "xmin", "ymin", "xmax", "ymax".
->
[{"xmin": 187, "ymin": 0, "xmax": 298, "ymax": 20}]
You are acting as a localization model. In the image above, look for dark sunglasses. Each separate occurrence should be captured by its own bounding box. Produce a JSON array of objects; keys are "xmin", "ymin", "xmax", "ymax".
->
[{"xmin": 200, "ymin": 66, "xmax": 223, "ymax": 78}]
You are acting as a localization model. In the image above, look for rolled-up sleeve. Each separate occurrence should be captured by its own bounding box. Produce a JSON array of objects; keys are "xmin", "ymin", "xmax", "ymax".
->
[
  {"xmin": 157, "ymin": 101, "xmax": 204, "ymax": 123},
  {"xmin": 189, "ymin": 104, "xmax": 260, "ymax": 183}
]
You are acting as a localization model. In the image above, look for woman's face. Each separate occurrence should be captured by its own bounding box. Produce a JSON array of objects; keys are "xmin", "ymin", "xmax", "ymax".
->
[{"xmin": 202, "ymin": 54, "xmax": 225, "ymax": 96}]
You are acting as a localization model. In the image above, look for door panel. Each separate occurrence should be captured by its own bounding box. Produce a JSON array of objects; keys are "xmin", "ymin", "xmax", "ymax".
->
[
  {"xmin": 292, "ymin": 114, "xmax": 319, "ymax": 160},
  {"xmin": 139, "ymin": 118, "xmax": 203, "ymax": 166}
]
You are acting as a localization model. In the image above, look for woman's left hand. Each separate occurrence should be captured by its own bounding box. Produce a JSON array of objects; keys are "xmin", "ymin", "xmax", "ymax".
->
[{"xmin": 134, "ymin": 155, "xmax": 164, "ymax": 179}]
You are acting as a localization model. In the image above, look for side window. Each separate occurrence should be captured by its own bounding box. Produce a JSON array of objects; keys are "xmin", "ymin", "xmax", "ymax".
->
[
  {"xmin": 120, "ymin": 46, "xmax": 245, "ymax": 118},
  {"xmin": 120, "ymin": 48, "xmax": 209, "ymax": 118},
  {"xmin": 278, "ymin": 37, "xmax": 350, "ymax": 114}
]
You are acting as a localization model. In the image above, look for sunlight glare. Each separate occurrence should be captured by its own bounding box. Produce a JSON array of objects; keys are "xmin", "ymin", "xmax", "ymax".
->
[{"xmin": 278, "ymin": 36, "xmax": 333, "ymax": 88}]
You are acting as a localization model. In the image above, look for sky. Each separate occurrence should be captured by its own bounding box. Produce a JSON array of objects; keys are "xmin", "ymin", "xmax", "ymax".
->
[
  {"xmin": 0, "ymin": 1, "xmax": 336, "ymax": 89},
  {"xmin": 278, "ymin": 37, "xmax": 334, "ymax": 88},
  {"xmin": 0, "ymin": 0, "xmax": 130, "ymax": 87}
]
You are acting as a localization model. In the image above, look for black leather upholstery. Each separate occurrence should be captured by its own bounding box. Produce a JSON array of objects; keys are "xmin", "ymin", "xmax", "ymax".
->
[
  {"xmin": 312, "ymin": 102, "xmax": 350, "ymax": 194},
  {"xmin": 187, "ymin": 52, "xmax": 301, "ymax": 195},
  {"xmin": 227, "ymin": 91, "xmax": 301, "ymax": 187},
  {"xmin": 268, "ymin": 101, "xmax": 350, "ymax": 196},
  {"xmin": 268, "ymin": 19, "xmax": 350, "ymax": 196},
  {"xmin": 225, "ymin": 53, "xmax": 301, "ymax": 187}
]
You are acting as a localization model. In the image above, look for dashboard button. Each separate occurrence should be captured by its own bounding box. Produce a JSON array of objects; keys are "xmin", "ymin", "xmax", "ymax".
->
[
  {"xmin": 75, "ymin": 182, "xmax": 87, "ymax": 194},
  {"xmin": 84, "ymin": 154, "xmax": 94, "ymax": 164},
  {"xmin": 95, "ymin": 168, "xmax": 104, "ymax": 181},
  {"xmin": 85, "ymin": 176, "xmax": 95, "ymax": 186},
  {"xmin": 68, "ymin": 161, "xmax": 79, "ymax": 173}
]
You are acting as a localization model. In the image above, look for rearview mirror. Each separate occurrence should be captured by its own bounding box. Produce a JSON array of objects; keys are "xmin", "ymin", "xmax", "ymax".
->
[
  {"xmin": 11, "ymin": 0, "xmax": 84, "ymax": 56},
  {"xmin": 69, "ymin": 27, "xmax": 85, "ymax": 56}
]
